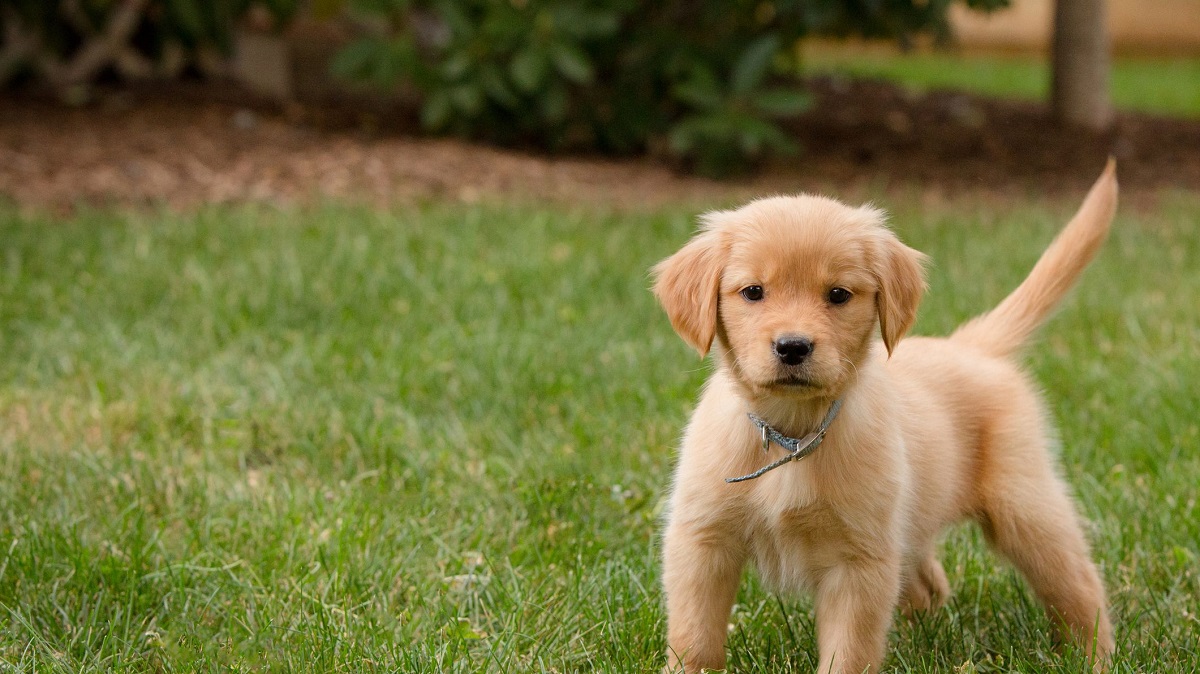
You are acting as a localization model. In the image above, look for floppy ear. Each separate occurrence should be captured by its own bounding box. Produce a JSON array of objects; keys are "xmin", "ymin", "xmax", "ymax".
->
[
  {"xmin": 873, "ymin": 233, "xmax": 928, "ymax": 356},
  {"xmin": 652, "ymin": 229, "xmax": 727, "ymax": 357}
]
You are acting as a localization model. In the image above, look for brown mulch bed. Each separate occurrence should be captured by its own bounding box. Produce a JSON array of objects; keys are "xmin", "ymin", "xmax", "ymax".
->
[
  {"xmin": 2, "ymin": 77, "xmax": 1198, "ymax": 214},
  {"xmin": 789, "ymin": 76, "xmax": 1200, "ymax": 196}
]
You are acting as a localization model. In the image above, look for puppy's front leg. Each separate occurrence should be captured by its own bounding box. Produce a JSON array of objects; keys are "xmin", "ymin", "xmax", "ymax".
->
[
  {"xmin": 814, "ymin": 558, "xmax": 901, "ymax": 674},
  {"xmin": 663, "ymin": 520, "xmax": 746, "ymax": 673}
]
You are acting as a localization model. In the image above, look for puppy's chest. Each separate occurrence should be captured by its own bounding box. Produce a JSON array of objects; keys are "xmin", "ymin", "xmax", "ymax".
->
[{"xmin": 746, "ymin": 485, "xmax": 875, "ymax": 591}]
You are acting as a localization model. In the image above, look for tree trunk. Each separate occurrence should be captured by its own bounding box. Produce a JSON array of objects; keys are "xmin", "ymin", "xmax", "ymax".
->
[{"xmin": 1052, "ymin": 0, "xmax": 1113, "ymax": 130}]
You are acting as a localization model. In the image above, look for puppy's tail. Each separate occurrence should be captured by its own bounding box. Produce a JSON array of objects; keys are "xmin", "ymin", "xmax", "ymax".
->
[{"xmin": 951, "ymin": 160, "xmax": 1117, "ymax": 358}]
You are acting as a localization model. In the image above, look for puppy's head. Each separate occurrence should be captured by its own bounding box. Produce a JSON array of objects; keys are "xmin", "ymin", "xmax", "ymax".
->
[{"xmin": 653, "ymin": 195, "xmax": 926, "ymax": 399}]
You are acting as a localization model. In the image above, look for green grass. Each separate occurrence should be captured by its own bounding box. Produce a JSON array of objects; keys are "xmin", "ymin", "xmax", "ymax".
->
[
  {"xmin": 0, "ymin": 192, "xmax": 1197, "ymax": 671},
  {"xmin": 805, "ymin": 46, "xmax": 1200, "ymax": 119}
]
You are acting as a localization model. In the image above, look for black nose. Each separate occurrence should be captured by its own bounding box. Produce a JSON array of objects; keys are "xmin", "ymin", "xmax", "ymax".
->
[{"xmin": 773, "ymin": 336, "xmax": 814, "ymax": 366}]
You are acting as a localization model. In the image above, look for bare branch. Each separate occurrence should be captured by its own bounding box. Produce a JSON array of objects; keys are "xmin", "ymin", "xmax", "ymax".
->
[{"xmin": 55, "ymin": 0, "xmax": 151, "ymax": 87}]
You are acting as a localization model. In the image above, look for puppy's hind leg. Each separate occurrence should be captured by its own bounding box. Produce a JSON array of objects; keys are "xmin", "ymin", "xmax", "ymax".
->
[{"xmin": 975, "ymin": 422, "xmax": 1114, "ymax": 666}]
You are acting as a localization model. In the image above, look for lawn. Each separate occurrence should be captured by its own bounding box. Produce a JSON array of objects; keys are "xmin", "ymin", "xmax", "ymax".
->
[
  {"xmin": 804, "ymin": 43, "xmax": 1200, "ymax": 119},
  {"xmin": 0, "ymin": 190, "xmax": 1197, "ymax": 671}
]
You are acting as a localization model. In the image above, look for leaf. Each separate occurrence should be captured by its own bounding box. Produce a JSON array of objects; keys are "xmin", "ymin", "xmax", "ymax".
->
[
  {"xmin": 540, "ymin": 84, "xmax": 569, "ymax": 123},
  {"xmin": 166, "ymin": 0, "xmax": 206, "ymax": 43},
  {"xmin": 329, "ymin": 37, "xmax": 389, "ymax": 82},
  {"xmin": 553, "ymin": 7, "xmax": 621, "ymax": 39},
  {"xmin": 549, "ymin": 42, "xmax": 593, "ymax": 84},
  {"xmin": 330, "ymin": 36, "xmax": 420, "ymax": 91},
  {"xmin": 421, "ymin": 91, "xmax": 453, "ymax": 130},
  {"xmin": 670, "ymin": 110, "xmax": 797, "ymax": 176},
  {"xmin": 668, "ymin": 113, "xmax": 734, "ymax": 154},
  {"xmin": 510, "ymin": 46, "xmax": 548, "ymax": 93},
  {"xmin": 480, "ymin": 66, "xmax": 519, "ymax": 108},
  {"xmin": 380, "ymin": 38, "xmax": 420, "ymax": 86},
  {"xmin": 449, "ymin": 84, "xmax": 484, "ymax": 116},
  {"xmin": 265, "ymin": 0, "xmax": 302, "ymax": 24},
  {"xmin": 731, "ymin": 33, "xmax": 780, "ymax": 96},
  {"xmin": 732, "ymin": 115, "xmax": 798, "ymax": 155},
  {"xmin": 432, "ymin": 0, "xmax": 474, "ymax": 38},
  {"xmin": 672, "ymin": 66, "xmax": 723, "ymax": 110},
  {"xmin": 667, "ymin": 125, "xmax": 695, "ymax": 154},
  {"xmin": 441, "ymin": 51, "xmax": 472, "ymax": 81},
  {"xmin": 753, "ymin": 88, "xmax": 812, "ymax": 117}
]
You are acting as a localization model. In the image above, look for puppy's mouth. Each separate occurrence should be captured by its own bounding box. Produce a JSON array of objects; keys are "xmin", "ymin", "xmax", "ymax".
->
[{"xmin": 769, "ymin": 375, "xmax": 816, "ymax": 388}]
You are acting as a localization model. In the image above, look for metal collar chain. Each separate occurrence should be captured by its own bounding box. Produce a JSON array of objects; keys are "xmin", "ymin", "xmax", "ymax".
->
[{"xmin": 725, "ymin": 399, "xmax": 843, "ymax": 484}]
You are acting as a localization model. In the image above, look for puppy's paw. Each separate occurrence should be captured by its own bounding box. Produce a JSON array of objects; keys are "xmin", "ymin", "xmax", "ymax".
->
[{"xmin": 901, "ymin": 555, "xmax": 951, "ymax": 617}]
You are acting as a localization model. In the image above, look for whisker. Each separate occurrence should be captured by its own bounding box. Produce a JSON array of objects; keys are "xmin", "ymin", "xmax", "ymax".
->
[{"xmin": 839, "ymin": 356, "xmax": 861, "ymax": 385}]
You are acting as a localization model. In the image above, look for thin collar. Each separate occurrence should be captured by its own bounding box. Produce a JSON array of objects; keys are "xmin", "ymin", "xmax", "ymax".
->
[{"xmin": 725, "ymin": 399, "xmax": 843, "ymax": 484}]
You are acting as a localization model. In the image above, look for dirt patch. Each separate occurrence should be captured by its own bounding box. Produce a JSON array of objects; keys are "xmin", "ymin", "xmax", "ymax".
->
[
  {"xmin": 788, "ymin": 76, "xmax": 1200, "ymax": 196},
  {"xmin": 0, "ymin": 83, "xmax": 735, "ymax": 214},
  {"xmin": 2, "ymin": 78, "xmax": 1197, "ymax": 214}
]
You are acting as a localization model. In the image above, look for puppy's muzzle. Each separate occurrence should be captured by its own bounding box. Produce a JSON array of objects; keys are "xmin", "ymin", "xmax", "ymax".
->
[{"xmin": 773, "ymin": 335, "xmax": 814, "ymax": 366}]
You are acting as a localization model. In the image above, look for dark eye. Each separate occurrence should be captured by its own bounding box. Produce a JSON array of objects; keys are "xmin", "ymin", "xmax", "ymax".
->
[
  {"xmin": 740, "ymin": 285, "xmax": 764, "ymax": 302},
  {"xmin": 828, "ymin": 287, "xmax": 852, "ymax": 305}
]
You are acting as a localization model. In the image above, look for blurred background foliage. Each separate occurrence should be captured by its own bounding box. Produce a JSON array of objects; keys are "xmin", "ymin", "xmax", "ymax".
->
[
  {"xmin": 325, "ymin": 0, "xmax": 1009, "ymax": 175},
  {"xmin": 1, "ymin": 0, "xmax": 1009, "ymax": 175},
  {"xmin": 0, "ymin": 0, "xmax": 297, "ymax": 96}
]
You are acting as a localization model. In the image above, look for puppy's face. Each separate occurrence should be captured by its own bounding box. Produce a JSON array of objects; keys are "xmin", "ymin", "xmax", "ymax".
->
[{"xmin": 654, "ymin": 196, "xmax": 927, "ymax": 400}]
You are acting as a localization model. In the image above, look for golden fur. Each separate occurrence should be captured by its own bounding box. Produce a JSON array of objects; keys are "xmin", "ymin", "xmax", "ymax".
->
[{"xmin": 652, "ymin": 163, "xmax": 1118, "ymax": 673}]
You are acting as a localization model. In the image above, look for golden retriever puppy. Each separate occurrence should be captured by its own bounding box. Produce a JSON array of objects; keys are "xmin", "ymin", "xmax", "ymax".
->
[{"xmin": 652, "ymin": 163, "xmax": 1118, "ymax": 673}]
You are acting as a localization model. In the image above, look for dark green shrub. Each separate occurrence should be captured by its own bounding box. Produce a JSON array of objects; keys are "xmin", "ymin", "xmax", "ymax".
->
[
  {"xmin": 1, "ymin": 0, "xmax": 1008, "ymax": 175},
  {"xmin": 332, "ymin": 0, "xmax": 1008, "ymax": 176}
]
